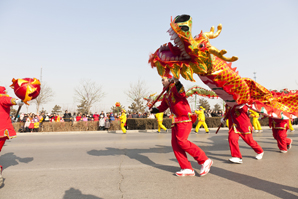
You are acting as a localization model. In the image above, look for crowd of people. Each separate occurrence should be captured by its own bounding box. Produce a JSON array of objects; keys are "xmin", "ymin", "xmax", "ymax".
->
[
  {"xmin": 13, "ymin": 110, "xmax": 123, "ymax": 132},
  {"xmin": 11, "ymin": 108, "xmax": 297, "ymax": 134}
]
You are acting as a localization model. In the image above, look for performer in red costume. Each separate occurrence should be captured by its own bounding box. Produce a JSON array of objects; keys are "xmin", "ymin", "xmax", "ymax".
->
[
  {"xmin": 0, "ymin": 86, "xmax": 24, "ymax": 186},
  {"xmin": 150, "ymin": 76, "xmax": 212, "ymax": 177},
  {"xmin": 269, "ymin": 118, "xmax": 292, "ymax": 153},
  {"xmin": 222, "ymin": 104, "xmax": 264, "ymax": 164}
]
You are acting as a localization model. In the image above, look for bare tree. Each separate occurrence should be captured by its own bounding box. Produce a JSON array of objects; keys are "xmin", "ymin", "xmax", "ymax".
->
[
  {"xmin": 213, "ymin": 103, "xmax": 222, "ymax": 111},
  {"xmin": 32, "ymin": 82, "xmax": 54, "ymax": 113},
  {"xmin": 125, "ymin": 79, "xmax": 149, "ymax": 113},
  {"xmin": 74, "ymin": 79, "xmax": 105, "ymax": 115},
  {"xmin": 198, "ymin": 98, "xmax": 211, "ymax": 110}
]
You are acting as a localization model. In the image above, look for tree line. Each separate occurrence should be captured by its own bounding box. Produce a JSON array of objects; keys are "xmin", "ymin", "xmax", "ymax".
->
[{"xmin": 27, "ymin": 79, "xmax": 222, "ymax": 115}]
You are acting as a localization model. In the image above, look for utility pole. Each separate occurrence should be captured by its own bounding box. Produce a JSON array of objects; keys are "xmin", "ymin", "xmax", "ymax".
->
[{"xmin": 253, "ymin": 72, "xmax": 256, "ymax": 82}]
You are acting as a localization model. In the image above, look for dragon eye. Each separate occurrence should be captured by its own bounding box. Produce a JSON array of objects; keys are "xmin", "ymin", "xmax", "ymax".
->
[
  {"xmin": 179, "ymin": 25, "xmax": 189, "ymax": 31},
  {"xmin": 199, "ymin": 43, "xmax": 204, "ymax": 48},
  {"xmin": 175, "ymin": 15, "xmax": 191, "ymax": 23}
]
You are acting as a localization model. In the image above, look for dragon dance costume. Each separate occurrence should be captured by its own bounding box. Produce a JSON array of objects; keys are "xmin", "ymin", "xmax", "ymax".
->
[
  {"xmin": 119, "ymin": 109, "xmax": 127, "ymax": 134},
  {"xmin": 155, "ymin": 112, "xmax": 167, "ymax": 132},
  {"xmin": 144, "ymin": 86, "xmax": 217, "ymax": 134},
  {"xmin": 224, "ymin": 104, "xmax": 263, "ymax": 163},
  {"xmin": 195, "ymin": 106, "xmax": 209, "ymax": 133},
  {"xmin": 249, "ymin": 109, "xmax": 262, "ymax": 132},
  {"xmin": 269, "ymin": 118, "xmax": 292, "ymax": 153},
  {"xmin": 151, "ymin": 78, "xmax": 212, "ymax": 176},
  {"xmin": 148, "ymin": 14, "xmax": 298, "ymax": 120},
  {"xmin": 0, "ymin": 86, "xmax": 18, "ymax": 186},
  {"xmin": 149, "ymin": 14, "xmax": 297, "ymax": 163}
]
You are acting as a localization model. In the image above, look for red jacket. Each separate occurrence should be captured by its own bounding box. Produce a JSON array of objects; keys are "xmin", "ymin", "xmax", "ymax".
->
[
  {"xmin": 226, "ymin": 104, "xmax": 253, "ymax": 134},
  {"xmin": 157, "ymin": 82, "xmax": 192, "ymax": 124},
  {"xmin": 0, "ymin": 94, "xmax": 17, "ymax": 138},
  {"xmin": 269, "ymin": 118, "xmax": 289, "ymax": 130},
  {"xmin": 76, "ymin": 116, "xmax": 82, "ymax": 121},
  {"xmin": 93, "ymin": 114, "xmax": 99, "ymax": 121}
]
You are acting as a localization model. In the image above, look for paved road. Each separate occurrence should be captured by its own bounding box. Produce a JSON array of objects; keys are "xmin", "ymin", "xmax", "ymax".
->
[{"xmin": 0, "ymin": 128, "xmax": 297, "ymax": 199}]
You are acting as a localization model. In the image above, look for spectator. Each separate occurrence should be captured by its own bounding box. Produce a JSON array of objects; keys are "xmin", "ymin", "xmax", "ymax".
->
[
  {"xmin": 39, "ymin": 112, "xmax": 45, "ymax": 131},
  {"xmin": 28, "ymin": 115, "xmax": 34, "ymax": 133},
  {"xmin": 72, "ymin": 112, "xmax": 77, "ymax": 122},
  {"xmin": 148, "ymin": 113, "xmax": 155, "ymax": 119},
  {"xmin": 44, "ymin": 114, "xmax": 50, "ymax": 122},
  {"xmin": 76, "ymin": 113, "xmax": 82, "ymax": 121},
  {"xmin": 110, "ymin": 113, "xmax": 115, "ymax": 121},
  {"xmin": 93, "ymin": 112, "xmax": 100, "ymax": 121},
  {"xmin": 132, "ymin": 112, "xmax": 138, "ymax": 118},
  {"xmin": 51, "ymin": 113, "xmax": 56, "ymax": 122},
  {"xmin": 99, "ymin": 111, "xmax": 105, "ymax": 118},
  {"xmin": 33, "ymin": 115, "xmax": 40, "ymax": 132},
  {"xmin": 205, "ymin": 109, "xmax": 211, "ymax": 117},
  {"xmin": 24, "ymin": 116, "xmax": 31, "ymax": 132},
  {"xmin": 63, "ymin": 110, "xmax": 71, "ymax": 122},
  {"xmin": 99, "ymin": 115, "xmax": 105, "ymax": 130},
  {"xmin": 82, "ymin": 114, "xmax": 88, "ymax": 122},
  {"xmin": 105, "ymin": 115, "xmax": 111, "ymax": 130},
  {"xmin": 56, "ymin": 114, "xmax": 60, "ymax": 122},
  {"xmin": 20, "ymin": 113, "xmax": 24, "ymax": 122}
]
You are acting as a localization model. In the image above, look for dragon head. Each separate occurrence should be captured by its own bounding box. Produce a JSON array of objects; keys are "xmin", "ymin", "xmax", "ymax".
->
[{"xmin": 149, "ymin": 14, "xmax": 238, "ymax": 82}]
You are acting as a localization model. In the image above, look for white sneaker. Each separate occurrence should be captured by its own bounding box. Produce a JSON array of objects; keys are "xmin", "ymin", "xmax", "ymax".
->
[
  {"xmin": 255, "ymin": 152, "xmax": 264, "ymax": 160},
  {"xmin": 280, "ymin": 150, "xmax": 287, "ymax": 153},
  {"xmin": 259, "ymin": 130, "xmax": 263, "ymax": 133},
  {"xmin": 175, "ymin": 169, "xmax": 195, "ymax": 176},
  {"xmin": 287, "ymin": 139, "xmax": 292, "ymax": 150},
  {"xmin": 229, "ymin": 157, "xmax": 243, "ymax": 164},
  {"xmin": 199, "ymin": 159, "xmax": 213, "ymax": 176},
  {"xmin": 253, "ymin": 130, "xmax": 259, "ymax": 133},
  {"xmin": 290, "ymin": 129, "xmax": 295, "ymax": 132}
]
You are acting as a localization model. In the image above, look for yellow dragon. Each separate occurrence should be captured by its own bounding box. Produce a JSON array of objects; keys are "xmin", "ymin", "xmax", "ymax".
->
[{"xmin": 149, "ymin": 14, "xmax": 298, "ymax": 119}]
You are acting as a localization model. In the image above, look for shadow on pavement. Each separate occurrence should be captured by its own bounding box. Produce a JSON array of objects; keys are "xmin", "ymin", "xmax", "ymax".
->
[
  {"xmin": 211, "ymin": 166, "xmax": 298, "ymax": 198},
  {"xmin": 87, "ymin": 145, "xmax": 179, "ymax": 174},
  {"xmin": 63, "ymin": 188, "xmax": 103, "ymax": 199},
  {"xmin": 0, "ymin": 152, "xmax": 33, "ymax": 189},
  {"xmin": 0, "ymin": 152, "xmax": 33, "ymax": 170},
  {"xmin": 87, "ymin": 130, "xmax": 298, "ymax": 197}
]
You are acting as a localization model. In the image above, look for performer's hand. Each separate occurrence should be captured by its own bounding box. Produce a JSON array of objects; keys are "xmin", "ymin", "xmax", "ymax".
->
[
  {"xmin": 220, "ymin": 118, "xmax": 225, "ymax": 124},
  {"xmin": 16, "ymin": 99, "xmax": 24, "ymax": 106},
  {"xmin": 151, "ymin": 108, "xmax": 159, "ymax": 114}
]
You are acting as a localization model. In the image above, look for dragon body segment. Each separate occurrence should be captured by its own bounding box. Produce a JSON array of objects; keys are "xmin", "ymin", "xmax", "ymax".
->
[
  {"xmin": 144, "ymin": 86, "xmax": 218, "ymax": 104},
  {"xmin": 149, "ymin": 15, "xmax": 298, "ymax": 119}
]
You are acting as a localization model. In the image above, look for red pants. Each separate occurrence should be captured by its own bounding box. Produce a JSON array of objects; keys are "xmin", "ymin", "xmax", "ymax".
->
[
  {"xmin": 228, "ymin": 129, "xmax": 263, "ymax": 159},
  {"xmin": 0, "ymin": 137, "xmax": 8, "ymax": 152},
  {"xmin": 171, "ymin": 122, "xmax": 208, "ymax": 169},
  {"xmin": 272, "ymin": 129, "xmax": 291, "ymax": 151}
]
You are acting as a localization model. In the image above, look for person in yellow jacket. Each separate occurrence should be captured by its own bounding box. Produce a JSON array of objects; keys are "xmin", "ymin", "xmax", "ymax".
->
[
  {"xmin": 119, "ymin": 109, "xmax": 127, "ymax": 134},
  {"xmin": 288, "ymin": 120, "xmax": 295, "ymax": 132},
  {"xmin": 195, "ymin": 106, "xmax": 209, "ymax": 133},
  {"xmin": 248, "ymin": 109, "xmax": 262, "ymax": 133},
  {"xmin": 155, "ymin": 112, "xmax": 167, "ymax": 133}
]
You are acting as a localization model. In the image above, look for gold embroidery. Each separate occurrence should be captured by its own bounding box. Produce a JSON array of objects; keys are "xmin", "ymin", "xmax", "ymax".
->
[
  {"xmin": 11, "ymin": 98, "xmax": 16, "ymax": 105},
  {"xmin": 179, "ymin": 86, "xmax": 185, "ymax": 94},
  {"xmin": 4, "ymin": 129, "xmax": 9, "ymax": 137}
]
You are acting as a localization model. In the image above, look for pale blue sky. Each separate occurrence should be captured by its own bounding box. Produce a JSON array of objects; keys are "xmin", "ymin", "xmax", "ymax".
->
[{"xmin": 0, "ymin": 0, "xmax": 297, "ymax": 113}]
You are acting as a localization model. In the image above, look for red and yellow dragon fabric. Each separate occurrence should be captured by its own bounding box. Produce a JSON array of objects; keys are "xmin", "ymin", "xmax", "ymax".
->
[{"xmin": 149, "ymin": 15, "xmax": 298, "ymax": 119}]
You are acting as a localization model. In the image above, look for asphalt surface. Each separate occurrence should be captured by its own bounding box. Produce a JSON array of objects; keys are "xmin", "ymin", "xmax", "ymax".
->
[{"xmin": 0, "ymin": 127, "xmax": 297, "ymax": 199}]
